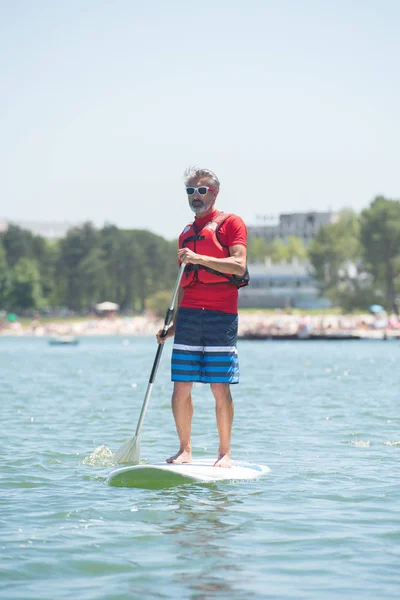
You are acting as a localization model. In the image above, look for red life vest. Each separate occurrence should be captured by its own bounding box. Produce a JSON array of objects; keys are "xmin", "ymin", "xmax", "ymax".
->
[{"xmin": 180, "ymin": 212, "xmax": 250, "ymax": 289}]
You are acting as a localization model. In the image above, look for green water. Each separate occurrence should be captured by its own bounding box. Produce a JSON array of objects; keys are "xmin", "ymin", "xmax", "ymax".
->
[{"xmin": 1, "ymin": 336, "xmax": 399, "ymax": 599}]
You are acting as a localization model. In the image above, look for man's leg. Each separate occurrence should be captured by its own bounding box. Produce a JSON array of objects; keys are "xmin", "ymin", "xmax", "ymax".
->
[
  {"xmin": 166, "ymin": 380, "xmax": 194, "ymax": 463},
  {"xmin": 210, "ymin": 382, "xmax": 234, "ymax": 468}
]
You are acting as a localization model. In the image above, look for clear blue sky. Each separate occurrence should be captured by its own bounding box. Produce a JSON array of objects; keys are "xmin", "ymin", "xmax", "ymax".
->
[{"xmin": 1, "ymin": 0, "xmax": 399, "ymax": 239}]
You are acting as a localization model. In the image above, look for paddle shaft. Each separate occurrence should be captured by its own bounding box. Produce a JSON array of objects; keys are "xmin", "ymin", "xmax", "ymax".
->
[{"xmin": 134, "ymin": 263, "xmax": 186, "ymax": 437}]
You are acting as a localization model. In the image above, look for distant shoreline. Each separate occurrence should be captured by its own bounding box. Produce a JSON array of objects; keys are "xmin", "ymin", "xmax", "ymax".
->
[{"xmin": 1, "ymin": 311, "xmax": 399, "ymax": 340}]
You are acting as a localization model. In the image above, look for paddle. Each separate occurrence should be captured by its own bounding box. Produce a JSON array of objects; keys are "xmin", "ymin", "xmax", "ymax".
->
[{"xmin": 114, "ymin": 263, "xmax": 186, "ymax": 465}]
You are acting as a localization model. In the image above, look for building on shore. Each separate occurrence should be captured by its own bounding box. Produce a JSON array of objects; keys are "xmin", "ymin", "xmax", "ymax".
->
[
  {"xmin": 241, "ymin": 211, "xmax": 337, "ymax": 309},
  {"xmin": 239, "ymin": 258, "xmax": 331, "ymax": 310},
  {"xmin": 248, "ymin": 211, "xmax": 338, "ymax": 245}
]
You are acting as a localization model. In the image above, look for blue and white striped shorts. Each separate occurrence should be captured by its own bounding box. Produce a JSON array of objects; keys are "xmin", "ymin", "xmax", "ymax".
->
[{"xmin": 171, "ymin": 307, "xmax": 239, "ymax": 384}]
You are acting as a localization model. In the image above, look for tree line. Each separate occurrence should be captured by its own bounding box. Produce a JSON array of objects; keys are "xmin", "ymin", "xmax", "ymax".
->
[
  {"xmin": 0, "ymin": 195, "xmax": 399, "ymax": 314},
  {"xmin": 0, "ymin": 223, "xmax": 178, "ymax": 314}
]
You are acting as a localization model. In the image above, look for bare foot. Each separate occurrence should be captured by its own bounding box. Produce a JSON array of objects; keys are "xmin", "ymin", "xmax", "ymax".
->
[
  {"xmin": 166, "ymin": 450, "xmax": 192, "ymax": 464},
  {"xmin": 214, "ymin": 454, "xmax": 232, "ymax": 468}
]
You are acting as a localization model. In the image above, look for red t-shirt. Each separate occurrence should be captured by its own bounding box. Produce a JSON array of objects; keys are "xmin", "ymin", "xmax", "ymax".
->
[{"xmin": 179, "ymin": 210, "xmax": 247, "ymax": 314}]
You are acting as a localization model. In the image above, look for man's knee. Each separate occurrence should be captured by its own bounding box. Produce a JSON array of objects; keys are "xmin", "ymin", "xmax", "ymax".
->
[
  {"xmin": 210, "ymin": 382, "xmax": 232, "ymax": 401},
  {"xmin": 173, "ymin": 381, "xmax": 193, "ymax": 396}
]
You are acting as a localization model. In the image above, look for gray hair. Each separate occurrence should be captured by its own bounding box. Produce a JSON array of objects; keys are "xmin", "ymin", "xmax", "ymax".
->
[{"xmin": 183, "ymin": 166, "xmax": 220, "ymax": 189}]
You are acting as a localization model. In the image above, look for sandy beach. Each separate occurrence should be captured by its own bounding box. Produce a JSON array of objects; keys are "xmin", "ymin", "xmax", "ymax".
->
[{"xmin": 1, "ymin": 311, "xmax": 399, "ymax": 340}]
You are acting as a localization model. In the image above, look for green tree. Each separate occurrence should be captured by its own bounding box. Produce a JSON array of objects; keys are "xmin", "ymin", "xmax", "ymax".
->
[
  {"xmin": 31, "ymin": 237, "xmax": 59, "ymax": 306},
  {"xmin": 2, "ymin": 224, "xmax": 36, "ymax": 268},
  {"xmin": 146, "ymin": 290, "xmax": 171, "ymax": 317},
  {"xmin": 286, "ymin": 236, "xmax": 308, "ymax": 261},
  {"xmin": 78, "ymin": 246, "xmax": 107, "ymax": 308},
  {"xmin": 270, "ymin": 238, "xmax": 290, "ymax": 263},
  {"xmin": 1, "ymin": 225, "xmax": 59, "ymax": 307},
  {"xmin": 308, "ymin": 210, "xmax": 366, "ymax": 310},
  {"xmin": 98, "ymin": 226, "xmax": 146, "ymax": 312},
  {"xmin": 360, "ymin": 196, "xmax": 400, "ymax": 313},
  {"xmin": 10, "ymin": 258, "xmax": 44, "ymax": 310},
  {"xmin": 247, "ymin": 236, "xmax": 307, "ymax": 264},
  {"xmin": 0, "ymin": 222, "xmax": 187, "ymax": 314},
  {"xmin": 247, "ymin": 237, "xmax": 272, "ymax": 262},
  {"xmin": 0, "ymin": 240, "xmax": 11, "ymax": 309},
  {"xmin": 56, "ymin": 222, "xmax": 100, "ymax": 310},
  {"xmin": 128, "ymin": 230, "xmax": 177, "ymax": 311}
]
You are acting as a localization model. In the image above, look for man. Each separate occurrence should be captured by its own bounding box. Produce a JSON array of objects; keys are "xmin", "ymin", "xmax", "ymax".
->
[{"xmin": 157, "ymin": 167, "xmax": 248, "ymax": 468}]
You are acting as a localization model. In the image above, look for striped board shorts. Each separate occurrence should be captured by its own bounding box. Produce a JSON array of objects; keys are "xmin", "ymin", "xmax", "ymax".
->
[{"xmin": 171, "ymin": 307, "xmax": 239, "ymax": 384}]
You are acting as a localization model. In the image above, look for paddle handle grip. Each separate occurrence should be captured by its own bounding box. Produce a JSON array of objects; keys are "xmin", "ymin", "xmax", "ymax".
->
[
  {"xmin": 149, "ymin": 343, "xmax": 164, "ymax": 383},
  {"xmin": 167, "ymin": 262, "xmax": 186, "ymax": 315}
]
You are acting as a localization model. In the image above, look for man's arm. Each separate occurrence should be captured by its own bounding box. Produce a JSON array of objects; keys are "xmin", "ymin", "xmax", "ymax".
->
[{"xmin": 177, "ymin": 244, "xmax": 247, "ymax": 276}]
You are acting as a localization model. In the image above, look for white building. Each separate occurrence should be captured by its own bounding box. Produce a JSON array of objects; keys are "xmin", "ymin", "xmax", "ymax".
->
[
  {"xmin": 239, "ymin": 259, "xmax": 331, "ymax": 310},
  {"xmin": 248, "ymin": 211, "xmax": 338, "ymax": 245}
]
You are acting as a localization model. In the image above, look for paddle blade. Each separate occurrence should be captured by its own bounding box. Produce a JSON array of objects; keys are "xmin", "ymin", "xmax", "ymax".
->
[{"xmin": 114, "ymin": 435, "xmax": 141, "ymax": 465}]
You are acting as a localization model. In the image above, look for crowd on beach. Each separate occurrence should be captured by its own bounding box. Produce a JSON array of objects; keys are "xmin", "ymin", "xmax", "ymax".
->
[
  {"xmin": 0, "ymin": 313, "xmax": 161, "ymax": 337},
  {"xmin": 238, "ymin": 311, "xmax": 400, "ymax": 339},
  {"xmin": 1, "ymin": 310, "xmax": 399, "ymax": 340}
]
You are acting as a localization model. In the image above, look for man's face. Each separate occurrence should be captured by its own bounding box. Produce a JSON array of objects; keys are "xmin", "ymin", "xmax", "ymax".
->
[{"xmin": 186, "ymin": 177, "xmax": 218, "ymax": 216}]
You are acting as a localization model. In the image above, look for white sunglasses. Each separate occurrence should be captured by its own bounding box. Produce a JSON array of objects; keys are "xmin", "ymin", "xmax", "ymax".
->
[{"xmin": 185, "ymin": 186, "xmax": 215, "ymax": 196}]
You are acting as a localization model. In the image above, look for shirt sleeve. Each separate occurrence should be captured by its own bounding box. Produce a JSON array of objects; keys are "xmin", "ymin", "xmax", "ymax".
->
[{"xmin": 219, "ymin": 214, "xmax": 247, "ymax": 248}]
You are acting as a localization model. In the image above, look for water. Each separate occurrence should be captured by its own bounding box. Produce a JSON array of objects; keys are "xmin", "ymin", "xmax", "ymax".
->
[{"xmin": 1, "ymin": 336, "xmax": 399, "ymax": 600}]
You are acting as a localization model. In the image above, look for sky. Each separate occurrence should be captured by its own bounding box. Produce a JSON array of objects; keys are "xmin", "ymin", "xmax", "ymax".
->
[{"xmin": 1, "ymin": 0, "xmax": 399, "ymax": 239}]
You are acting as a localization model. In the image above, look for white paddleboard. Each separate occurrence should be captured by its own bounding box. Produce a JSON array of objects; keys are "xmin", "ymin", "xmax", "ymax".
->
[{"xmin": 107, "ymin": 458, "xmax": 270, "ymax": 488}]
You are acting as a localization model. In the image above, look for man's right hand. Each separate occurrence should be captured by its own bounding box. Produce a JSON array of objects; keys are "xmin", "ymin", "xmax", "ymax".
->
[{"xmin": 156, "ymin": 325, "xmax": 175, "ymax": 344}]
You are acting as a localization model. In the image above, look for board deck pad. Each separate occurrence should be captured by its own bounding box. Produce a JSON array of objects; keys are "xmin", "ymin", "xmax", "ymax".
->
[{"xmin": 107, "ymin": 458, "xmax": 270, "ymax": 489}]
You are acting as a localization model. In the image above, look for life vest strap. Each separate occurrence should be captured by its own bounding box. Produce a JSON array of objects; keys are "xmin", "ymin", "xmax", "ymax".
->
[
  {"xmin": 182, "ymin": 234, "xmax": 205, "ymax": 246},
  {"xmin": 185, "ymin": 264, "xmax": 235, "ymax": 284}
]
